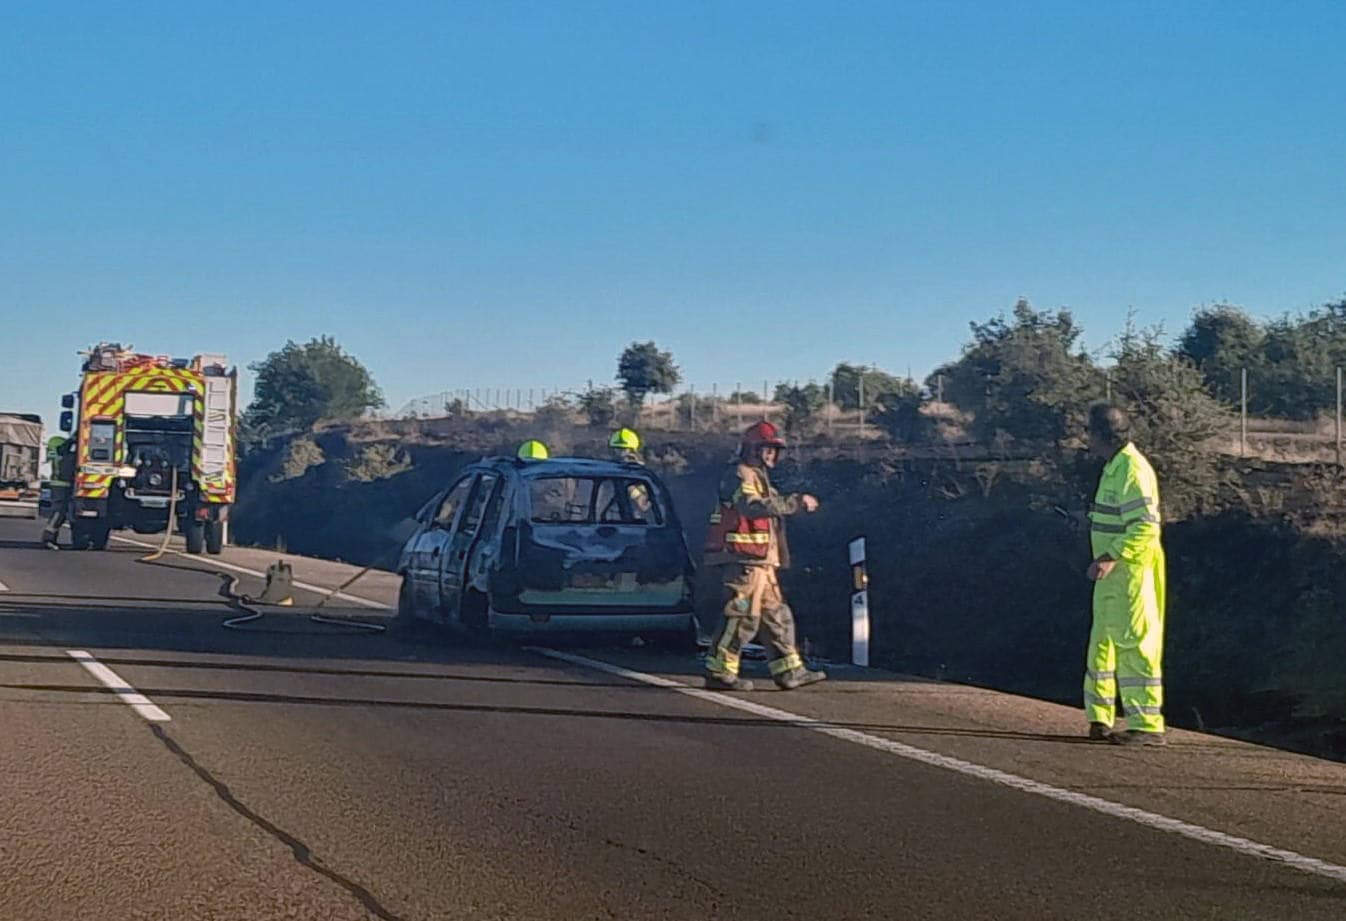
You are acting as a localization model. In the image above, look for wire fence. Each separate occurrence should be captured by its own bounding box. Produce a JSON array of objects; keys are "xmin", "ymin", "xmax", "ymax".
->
[
  {"xmin": 393, "ymin": 379, "xmax": 891, "ymax": 437},
  {"xmin": 393, "ymin": 367, "xmax": 1346, "ymax": 463}
]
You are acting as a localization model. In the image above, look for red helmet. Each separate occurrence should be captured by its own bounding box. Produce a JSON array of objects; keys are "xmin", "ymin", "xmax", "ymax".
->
[{"xmin": 741, "ymin": 420, "xmax": 787, "ymax": 455}]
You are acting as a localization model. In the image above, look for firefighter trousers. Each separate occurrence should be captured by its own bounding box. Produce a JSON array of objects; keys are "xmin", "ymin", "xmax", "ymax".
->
[
  {"xmin": 41, "ymin": 486, "xmax": 71, "ymax": 544},
  {"xmin": 704, "ymin": 564, "xmax": 804, "ymax": 679},
  {"xmin": 1084, "ymin": 551, "xmax": 1166, "ymax": 733}
]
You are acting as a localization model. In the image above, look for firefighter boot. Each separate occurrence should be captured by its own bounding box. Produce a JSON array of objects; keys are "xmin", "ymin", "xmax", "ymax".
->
[
  {"xmin": 775, "ymin": 667, "xmax": 827, "ymax": 690},
  {"xmin": 1088, "ymin": 722, "xmax": 1113, "ymax": 741}
]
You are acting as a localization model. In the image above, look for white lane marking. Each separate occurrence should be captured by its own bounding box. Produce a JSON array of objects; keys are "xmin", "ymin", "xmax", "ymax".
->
[
  {"xmin": 109, "ymin": 535, "xmax": 388, "ymax": 610},
  {"xmin": 0, "ymin": 577, "xmax": 9, "ymax": 591},
  {"xmin": 66, "ymin": 649, "xmax": 171, "ymax": 722},
  {"xmin": 532, "ymin": 647, "xmax": 1346, "ymax": 886}
]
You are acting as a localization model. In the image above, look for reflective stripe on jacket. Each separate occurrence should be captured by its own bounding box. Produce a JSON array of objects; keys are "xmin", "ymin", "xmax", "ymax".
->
[
  {"xmin": 704, "ymin": 462, "xmax": 798, "ymax": 566},
  {"xmin": 1089, "ymin": 442, "xmax": 1162, "ymax": 562}
]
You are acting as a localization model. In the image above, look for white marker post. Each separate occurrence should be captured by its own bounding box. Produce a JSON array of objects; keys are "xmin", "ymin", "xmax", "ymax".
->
[{"xmin": 849, "ymin": 536, "xmax": 869, "ymax": 667}]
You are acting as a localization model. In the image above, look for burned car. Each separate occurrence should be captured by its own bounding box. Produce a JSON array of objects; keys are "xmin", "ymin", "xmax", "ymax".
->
[{"xmin": 396, "ymin": 456, "xmax": 697, "ymax": 645}]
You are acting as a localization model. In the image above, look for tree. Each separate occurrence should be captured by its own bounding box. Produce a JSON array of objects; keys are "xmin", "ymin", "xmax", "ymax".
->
[
  {"xmin": 1177, "ymin": 304, "xmax": 1264, "ymax": 408},
  {"xmin": 245, "ymin": 337, "xmax": 384, "ymax": 437},
  {"xmin": 830, "ymin": 363, "xmax": 908, "ymax": 411},
  {"xmin": 872, "ymin": 382, "xmax": 930, "ymax": 442},
  {"xmin": 773, "ymin": 383, "xmax": 826, "ymax": 434},
  {"xmin": 1107, "ymin": 323, "xmax": 1232, "ymax": 518},
  {"xmin": 576, "ymin": 387, "xmax": 618, "ymax": 427},
  {"xmin": 616, "ymin": 341, "xmax": 681, "ymax": 407},
  {"xmin": 934, "ymin": 298, "xmax": 1101, "ymax": 444}
]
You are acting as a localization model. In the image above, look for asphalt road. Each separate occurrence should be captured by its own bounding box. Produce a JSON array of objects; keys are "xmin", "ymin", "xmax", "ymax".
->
[{"xmin": 3, "ymin": 517, "xmax": 1346, "ymax": 920}]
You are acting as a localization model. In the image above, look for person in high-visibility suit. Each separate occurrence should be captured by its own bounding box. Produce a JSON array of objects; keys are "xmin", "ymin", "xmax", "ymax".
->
[
  {"xmin": 702, "ymin": 421, "xmax": 825, "ymax": 691},
  {"xmin": 41, "ymin": 436, "xmax": 76, "ymax": 550},
  {"xmin": 1083, "ymin": 404, "xmax": 1167, "ymax": 746}
]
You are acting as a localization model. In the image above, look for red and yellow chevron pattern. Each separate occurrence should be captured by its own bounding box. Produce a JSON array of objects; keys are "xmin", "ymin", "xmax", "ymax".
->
[{"xmin": 74, "ymin": 361, "xmax": 236, "ymax": 504}]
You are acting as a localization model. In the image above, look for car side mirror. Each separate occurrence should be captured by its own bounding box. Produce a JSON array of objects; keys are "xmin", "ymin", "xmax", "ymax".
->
[
  {"xmin": 59, "ymin": 411, "xmax": 74, "ymax": 433},
  {"xmin": 61, "ymin": 393, "xmax": 75, "ymax": 410}
]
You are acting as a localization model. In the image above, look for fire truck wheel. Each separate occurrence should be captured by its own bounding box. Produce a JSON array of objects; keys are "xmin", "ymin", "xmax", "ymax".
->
[
  {"xmin": 184, "ymin": 521, "xmax": 206, "ymax": 555},
  {"xmin": 205, "ymin": 519, "xmax": 224, "ymax": 555}
]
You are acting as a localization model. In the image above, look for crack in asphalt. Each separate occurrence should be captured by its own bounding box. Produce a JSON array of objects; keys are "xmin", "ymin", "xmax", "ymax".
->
[{"xmin": 147, "ymin": 722, "xmax": 408, "ymax": 921}]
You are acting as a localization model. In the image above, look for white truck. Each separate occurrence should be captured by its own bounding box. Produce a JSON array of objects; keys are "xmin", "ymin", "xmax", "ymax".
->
[{"xmin": 0, "ymin": 413, "xmax": 42, "ymax": 518}]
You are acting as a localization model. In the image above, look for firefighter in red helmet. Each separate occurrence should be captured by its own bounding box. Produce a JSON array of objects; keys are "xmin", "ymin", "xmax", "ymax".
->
[{"xmin": 702, "ymin": 421, "xmax": 826, "ymax": 691}]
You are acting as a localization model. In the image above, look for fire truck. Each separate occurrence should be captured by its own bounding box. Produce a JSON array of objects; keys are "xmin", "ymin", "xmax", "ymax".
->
[{"xmin": 58, "ymin": 343, "xmax": 238, "ymax": 553}]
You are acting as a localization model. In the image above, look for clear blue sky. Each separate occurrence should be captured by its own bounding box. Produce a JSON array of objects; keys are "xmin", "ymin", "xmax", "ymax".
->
[{"xmin": 4, "ymin": 1, "xmax": 1345, "ymax": 424}]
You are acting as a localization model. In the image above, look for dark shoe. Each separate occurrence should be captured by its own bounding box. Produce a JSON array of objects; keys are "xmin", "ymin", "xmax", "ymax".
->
[
  {"xmin": 1088, "ymin": 722, "xmax": 1114, "ymax": 741},
  {"xmin": 705, "ymin": 674, "xmax": 754, "ymax": 692},
  {"xmin": 1110, "ymin": 730, "xmax": 1167, "ymax": 747},
  {"xmin": 775, "ymin": 667, "xmax": 827, "ymax": 690}
]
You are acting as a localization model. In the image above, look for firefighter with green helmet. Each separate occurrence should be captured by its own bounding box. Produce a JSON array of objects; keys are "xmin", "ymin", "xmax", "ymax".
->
[
  {"xmin": 41, "ymin": 435, "xmax": 76, "ymax": 549},
  {"xmin": 517, "ymin": 440, "xmax": 549, "ymax": 461},
  {"xmin": 608, "ymin": 427, "xmax": 642, "ymax": 464}
]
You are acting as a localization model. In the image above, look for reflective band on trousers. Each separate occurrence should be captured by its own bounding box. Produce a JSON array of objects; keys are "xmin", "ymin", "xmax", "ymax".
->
[
  {"xmin": 1086, "ymin": 695, "xmax": 1115, "ymax": 709},
  {"xmin": 768, "ymin": 652, "xmax": 804, "ymax": 675},
  {"xmin": 1118, "ymin": 676, "xmax": 1163, "ymax": 688},
  {"xmin": 1124, "ymin": 704, "xmax": 1163, "ymax": 715},
  {"xmin": 1087, "ymin": 669, "xmax": 1116, "ymax": 681}
]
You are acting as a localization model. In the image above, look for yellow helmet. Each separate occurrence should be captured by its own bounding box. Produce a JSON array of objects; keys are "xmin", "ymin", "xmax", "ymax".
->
[
  {"xmin": 609, "ymin": 428, "xmax": 641, "ymax": 451},
  {"xmin": 517, "ymin": 439, "xmax": 550, "ymax": 460}
]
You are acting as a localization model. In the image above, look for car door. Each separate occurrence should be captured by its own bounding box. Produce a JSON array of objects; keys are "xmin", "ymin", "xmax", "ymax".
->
[
  {"xmin": 438, "ymin": 472, "xmax": 500, "ymax": 622},
  {"xmin": 414, "ymin": 474, "xmax": 474, "ymax": 616}
]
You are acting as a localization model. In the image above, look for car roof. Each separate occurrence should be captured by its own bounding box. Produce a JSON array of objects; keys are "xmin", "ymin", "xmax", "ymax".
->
[{"xmin": 479, "ymin": 456, "xmax": 653, "ymax": 479}]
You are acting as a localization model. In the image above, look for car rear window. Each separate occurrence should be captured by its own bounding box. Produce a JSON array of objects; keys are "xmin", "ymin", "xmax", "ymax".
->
[{"xmin": 528, "ymin": 476, "xmax": 663, "ymax": 526}]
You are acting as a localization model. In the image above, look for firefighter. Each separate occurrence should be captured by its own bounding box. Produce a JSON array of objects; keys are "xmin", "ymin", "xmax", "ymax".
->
[
  {"xmin": 604, "ymin": 427, "xmax": 653, "ymax": 521},
  {"xmin": 608, "ymin": 427, "xmax": 642, "ymax": 464},
  {"xmin": 517, "ymin": 440, "xmax": 550, "ymax": 461},
  {"xmin": 703, "ymin": 420, "xmax": 826, "ymax": 691},
  {"xmin": 1083, "ymin": 403, "xmax": 1167, "ymax": 746},
  {"xmin": 41, "ymin": 436, "xmax": 76, "ymax": 550}
]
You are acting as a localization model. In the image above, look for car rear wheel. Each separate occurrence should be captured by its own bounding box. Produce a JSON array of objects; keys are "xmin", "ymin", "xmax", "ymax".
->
[{"xmin": 392, "ymin": 578, "xmax": 420, "ymax": 634}]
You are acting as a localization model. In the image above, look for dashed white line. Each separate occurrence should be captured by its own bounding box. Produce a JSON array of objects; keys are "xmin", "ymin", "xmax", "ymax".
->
[
  {"xmin": 66, "ymin": 649, "xmax": 171, "ymax": 722},
  {"xmin": 532, "ymin": 647, "xmax": 1346, "ymax": 887},
  {"xmin": 108, "ymin": 535, "xmax": 388, "ymax": 610},
  {"xmin": 0, "ymin": 575, "xmax": 9, "ymax": 591}
]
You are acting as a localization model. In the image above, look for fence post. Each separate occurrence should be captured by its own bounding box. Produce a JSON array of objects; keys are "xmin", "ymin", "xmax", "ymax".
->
[
  {"xmin": 936, "ymin": 374, "xmax": 944, "ymax": 404},
  {"xmin": 689, "ymin": 384, "xmax": 696, "ymax": 432},
  {"xmin": 826, "ymin": 379, "xmax": 834, "ymax": 434},
  {"xmin": 858, "ymin": 373, "xmax": 866, "ymax": 440},
  {"xmin": 1240, "ymin": 367, "xmax": 1248, "ymax": 458},
  {"xmin": 763, "ymin": 380, "xmax": 769, "ymax": 421},
  {"xmin": 735, "ymin": 382, "xmax": 743, "ymax": 427},
  {"xmin": 1337, "ymin": 367, "xmax": 1342, "ymax": 469}
]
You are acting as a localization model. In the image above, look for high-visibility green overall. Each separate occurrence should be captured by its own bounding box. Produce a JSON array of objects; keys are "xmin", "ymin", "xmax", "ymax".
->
[{"xmin": 1085, "ymin": 442, "xmax": 1166, "ymax": 733}]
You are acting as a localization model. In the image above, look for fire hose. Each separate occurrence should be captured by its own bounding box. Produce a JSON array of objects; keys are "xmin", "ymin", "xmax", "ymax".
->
[{"xmin": 131, "ymin": 466, "xmax": 385, "ymax": 633}]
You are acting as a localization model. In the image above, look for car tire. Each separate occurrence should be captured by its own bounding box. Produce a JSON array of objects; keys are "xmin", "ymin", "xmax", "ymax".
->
[
  {"xmin": 392, "ymin": 578, "xmax": 419, "ymax": 634},
  {"xmin": 184, "ymin": 521, "xmax": 205, "ymax": 555}
]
